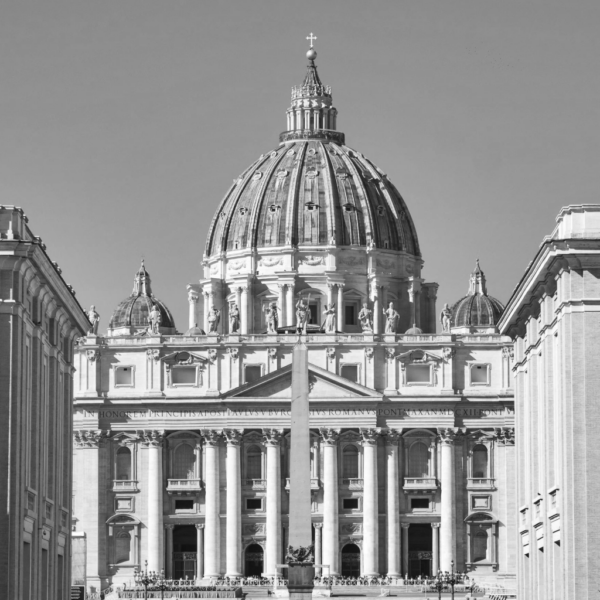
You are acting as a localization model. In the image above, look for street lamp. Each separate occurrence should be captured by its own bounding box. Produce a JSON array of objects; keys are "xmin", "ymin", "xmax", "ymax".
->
[
  {"xmin": 427, "ymin": 561, "xmax": 470, "ymax": 600},
  {"xmin": 134, "ymin": 560, "xmax": 168, "ymax": 600}
]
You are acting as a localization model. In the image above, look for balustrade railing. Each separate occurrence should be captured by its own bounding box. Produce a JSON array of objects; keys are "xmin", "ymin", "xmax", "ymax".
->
[
  {"xmin": 243, "ymin": 479, "xmax": 266, "ymax": 490},
  {"xmin": 167, "ymin": 479, "xmax": 203, "ymax": 492},
  {"xmin": 112, "ymin": 480, "xmax": 138, "ymax": 492},
  {"xmin": 339, "ymin": 477, "xmax": 364, "ymax": 489},
  {"xmin": 403, "ymin": 477, "xmax": 438, "ymax": 490}
]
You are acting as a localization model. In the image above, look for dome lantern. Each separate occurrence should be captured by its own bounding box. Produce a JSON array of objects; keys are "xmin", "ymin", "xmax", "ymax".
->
[{"xmin": 281, "ymin": 45, "xmax": 343, "ymax": 144}]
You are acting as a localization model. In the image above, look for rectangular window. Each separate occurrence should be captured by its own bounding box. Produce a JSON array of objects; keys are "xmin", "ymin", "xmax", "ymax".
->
[
  {"xmin": 411, "ymin": 498, "xmax": 430, "ymax": 509},
  {"xmin": 171, "ymin": 367, "xmax": 197, "ymax": 385},
  {"xmin": 309, "ymin": 304, "xmax": 318, "ymax": 325},
  {"xmin": 341, "ymin": 365, "xmax": 359, "ymax": 383},
  {"xmin": 245, "ymin": 366, "xmax": 262, "ymax": 384},
  {"xmin": 343, "ymin": 498, "xmax": 359, "ymax": 509},
  {"xmin": 246, "ymin": 498, "xmax": 262, "ymax": 510},
  {"xmin": 175, "ymin": 499, "xmax": 194, "ymax": 513},
  {"xmin": 406, "ymin": 364, "xmax": 431, "ymax": 384},
  {"xmin": 115, "ymin": 367, "xmax": 133, "ymax": 386},
  {"xmin": 470, "ymin": 364, "xmax": 490, "ymax": 385},
  {"xmin": 345, "ymin": 305, "xmax": 356, "ymax": 326}
]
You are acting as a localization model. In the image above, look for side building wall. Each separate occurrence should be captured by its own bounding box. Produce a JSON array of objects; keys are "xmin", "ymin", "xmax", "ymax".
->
[{"xmin": 0, "ymin": 206, "xmax": 89, "ymax": 600}]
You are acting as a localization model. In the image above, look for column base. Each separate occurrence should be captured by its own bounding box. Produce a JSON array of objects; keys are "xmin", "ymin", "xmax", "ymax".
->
[
  {"xmin": 225, "ymin": 572, "xmax": 244, "ymax": 578},
  {"xmin": 361, "ymin": 571, "xmax": 380, "ymax": 577}
]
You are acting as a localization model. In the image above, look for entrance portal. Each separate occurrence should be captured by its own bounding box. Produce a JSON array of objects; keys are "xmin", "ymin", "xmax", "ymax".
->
[
  {"xmin": 173, "ymin": 525, "xmax": 197, "ymax": 580},
  {"xmin": 245, "ymin": 544, "xmax": 264, "ymax": 577},
  {"xmin": 408, "ymin": 524, "xmax": 432, "ymax": 578},
  {"xmin": 341, "ymin": 544, "xmax": 361, "ymax": 577}
]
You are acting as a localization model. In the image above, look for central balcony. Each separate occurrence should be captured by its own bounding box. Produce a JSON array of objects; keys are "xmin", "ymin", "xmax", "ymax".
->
[
  {"xmin": 403, "ymin": 477, "xmax": 438, "ymax": 491},
  {"xmin": 467, "ymin": 478, "xmax": 495, "ymax": 490},
  {"xmin": 285, "ymin": 478, "xmax": 320, "ymax": 491},
  {"xmin": 166, "ymin": 479, "xmax": 203, "ymax": 494},
  {"xmin": 112, "ymin": 480, "xmax": 138, "ymax": 493},
  {"xmin": 339, "ymin": 478, "xmax": 364, "ymax": 490},
  {"xmin": 244, "ymin": 479, "xmax": 267, "ymax": 490}
]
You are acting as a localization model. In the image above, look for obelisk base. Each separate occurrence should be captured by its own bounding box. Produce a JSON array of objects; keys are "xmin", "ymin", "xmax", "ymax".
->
[{"xmin": 287, "ymin": 564, "xmax": 315, "ymax": 600}]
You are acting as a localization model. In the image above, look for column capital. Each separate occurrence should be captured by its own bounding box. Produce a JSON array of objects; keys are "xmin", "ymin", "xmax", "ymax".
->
[
  {"xmin": 431, "ymin": 522, "xmax": 441, "ymax": 529},
  {"xmin": 73, "ymin": 429, "xmax": 109, "ymax": 448},
  {"xmin": 200, "ymin": 429, "xmax": 222, "ymax": 446},
  {"xmin": 195, "ymin": 523, "xmax": 205, "ymax": 530},
  {"xmin": 223, "ymin": 429, "xmax": 244, "ymax": 446},
  {"xmin": 262, "ymin": 428, "xmax": 284, "ymax": 446},
  {"xmin": 188, "ymin": 292, "xmax": 199, "ymax": 304},
  {"xmin": 313, "ymin": 523, "xmax": 323, "ymax": 529},
  {"xmin": 495, "ymin": 427, "xmax": 515, "ymax": 445},
  {"xmin": 319, "ymin": 427, "xmax": 340, "ymax": 445},
  {"xmin": 401, "ymin": 522, "xmax": 411, "ymax": 529},
  {"xmin": 437, "ymin": 427, "xmax": 460, "ymax": 445},
  {"xmin": 360, "ymin": 427, "xmax": 382, "ymax": 445},
  {"xmin": 141, "ymin": 430, "xmax": 165, "ymax": 447},
  {"xmin": 165, "ymin": 524, "xmax": 175, "ymax": 530},
  {"xmin": 383, "ymin": 429, "xmax": 403, "ymax": 445}
]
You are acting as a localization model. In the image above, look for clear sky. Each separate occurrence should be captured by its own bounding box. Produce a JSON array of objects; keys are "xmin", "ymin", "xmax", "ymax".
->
[{"xmin": 1, "ymin": 0, "xmax": 598, "ymax": 330}]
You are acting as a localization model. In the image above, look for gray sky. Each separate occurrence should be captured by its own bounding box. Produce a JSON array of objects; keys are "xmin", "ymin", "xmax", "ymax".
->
[{"xmin": 2, "ymin": 0, "xmax": 599, "ymax": 330}]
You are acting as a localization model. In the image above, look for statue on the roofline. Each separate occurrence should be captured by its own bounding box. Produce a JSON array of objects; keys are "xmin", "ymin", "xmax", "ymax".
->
[
  {"xmin": 264, "ymin": 301, "xmax": 279, "ymax": 334},
  {"xmin": 322, "ymin": 303, "xmax": 336, "ymax": 333},
  {"xmin": 358, "ymin": 302, "xmax": 373, "ymax": 332},
  {"xmin": 87, "ymin": 305, "xmax": 100, "ymax": 335},
  {"xmin": 296, "ymin": 298, "xmax": 311, "ymax": 334},
  {"xmin": 440, "ymin": 303, "xmax": 452, "ymax": 333},
  {"xmin": 208, "ymin": 305, "xmax": 220, "ymax": 334},
  {"xmin": 148, "ymin": 304, "xmax": 162, "ymax": 334},
  {"xmin": 383, "ymin": 301, "xmax": 400, "ymax": 333},
  {"xmin": 229, "ymin": 303, "xmax": 240, "ymax": 333}
]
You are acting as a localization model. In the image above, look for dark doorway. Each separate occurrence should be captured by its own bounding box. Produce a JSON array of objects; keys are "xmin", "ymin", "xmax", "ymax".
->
[
  {"xmin": 173, "ymin": 525, "xmax": 197, "ymax": 580},
  {"xmin": 408, "ymin": 524, "xmax": 432, "ymax": 578},
  {"xmin": 341, "ymin": 543, "xmax": 361, "ymax": 577},
  {"xmin": 245, "ymin": 544, "xmax": 264, "ymax": 577}
]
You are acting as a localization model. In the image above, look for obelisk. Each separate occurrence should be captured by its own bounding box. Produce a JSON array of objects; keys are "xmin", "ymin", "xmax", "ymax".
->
[{"xmin": 286, "ymin": 339, "xmax": 315, "ymax": 600}]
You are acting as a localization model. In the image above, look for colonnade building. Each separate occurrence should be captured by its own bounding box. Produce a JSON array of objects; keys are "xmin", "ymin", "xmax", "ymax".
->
[
  {"xmin": 72, "ymin": 49, "xmax": 517, "ymax": 593},
  {"xmin": 0, "ymin": 206, "xmax": 90, "ymax": 600}
]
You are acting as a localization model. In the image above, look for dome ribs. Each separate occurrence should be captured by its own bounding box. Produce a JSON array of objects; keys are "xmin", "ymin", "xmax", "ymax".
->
[
  {"xmin": 248, "ymin": 149, "xmax": 289, "ymax": 250},
  {"xmin": 318, "ymin": 142, "xmax": 339, "ymax": 246},
  {"xmin": 285, "ymin": 142, "xmax": 308, "ymax": 247}
]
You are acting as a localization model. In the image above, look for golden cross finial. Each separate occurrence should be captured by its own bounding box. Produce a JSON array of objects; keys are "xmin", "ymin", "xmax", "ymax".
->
[{"xmin": 306, "ymin": 33, "xmax": 317, "ymax": 48}]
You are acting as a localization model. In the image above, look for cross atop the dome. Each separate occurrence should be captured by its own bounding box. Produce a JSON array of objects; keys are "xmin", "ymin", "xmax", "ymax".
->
[{"xmin": 306, "ymin": 33, "xmax": 317, "ymax": 48}]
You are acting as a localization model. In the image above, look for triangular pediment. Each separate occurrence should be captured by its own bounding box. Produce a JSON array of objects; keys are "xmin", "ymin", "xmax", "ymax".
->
[{"xmin": 226, "ymin": 363, "xmax": 381, "ymax": 399}]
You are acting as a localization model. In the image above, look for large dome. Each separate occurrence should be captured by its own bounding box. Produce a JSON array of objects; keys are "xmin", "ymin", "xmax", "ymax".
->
[
  {"xmin": 205, "ymin": 50, "xmax": 420, "ymax": 258},
  {"xmin": 108, "ymin": 261, "xmax": 176, "ymax": 336},
  {"xmin": 205, "ymin": 140, "xmax": 420, "ymax": 257}
]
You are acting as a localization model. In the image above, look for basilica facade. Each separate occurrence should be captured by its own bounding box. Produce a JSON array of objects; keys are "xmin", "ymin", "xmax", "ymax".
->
[{"xmin": 72, "ymin": 49, "xmax": 516, "ymax": 592}]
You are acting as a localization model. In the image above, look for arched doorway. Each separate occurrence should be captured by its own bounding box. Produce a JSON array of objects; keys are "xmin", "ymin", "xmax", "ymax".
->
[
  {"xmin": 245, "ymin": 544, "xmax": 264, "ymax": 577},
  {"xmin": 341, "ymin": 544, "xmax": 361, "ymax": 577},
  {"xmin": 173, "ymin": 525, "xmax": 197, "ymax": 580}
]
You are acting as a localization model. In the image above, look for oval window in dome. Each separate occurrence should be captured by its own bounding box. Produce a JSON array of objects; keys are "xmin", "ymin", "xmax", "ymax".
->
[
  {"xmin": 252, "ymin": 171, "xmax": 263, "ymax": 181},
  {"xmin": 305, "ymin": 169, "xmax": 319, "ymax": 179}
]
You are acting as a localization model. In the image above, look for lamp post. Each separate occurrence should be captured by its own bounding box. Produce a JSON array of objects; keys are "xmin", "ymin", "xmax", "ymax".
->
[
  {"xmin": 134, "ymin": 560, "xmax": 168, "ymax": 600},
  {"xmin": 427, "ymin": 561, "xmax": 469, "ymax": 600}
]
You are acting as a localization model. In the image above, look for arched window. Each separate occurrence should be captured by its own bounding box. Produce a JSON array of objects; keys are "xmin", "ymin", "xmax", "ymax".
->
[
  {"xmin": 408, "ymin": 442, "xmax": 429, "ymax": 478},
  {"xmin": 116, "ymin": 447, "xmax": 132, "ymax": 480},
  {"xmin": 115, "ymin": 528, "xmax": 131, "ymax": 564},
  {"xmin": 473, "ymin": 529, "xmax": 488, "ymax": 562},
  {"xmin": 247, "ymin": 445, "xmax": 262, "ymax": 480},
  {"xmin": 473, "ymin": 445, "xmax": 489, "ymax": 478},
  {"xmin": 342, "ymin": 445, "xmax": 359, "ymax": 478},
  {"xmin": 173, "ymin": 444, "xmax": 196, "ymax": 479}
]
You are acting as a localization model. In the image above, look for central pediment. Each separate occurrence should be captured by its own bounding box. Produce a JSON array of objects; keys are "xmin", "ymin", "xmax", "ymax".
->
[{"xmin": 225, "ymin": 363, "xmax": 380, "ymax": 399}]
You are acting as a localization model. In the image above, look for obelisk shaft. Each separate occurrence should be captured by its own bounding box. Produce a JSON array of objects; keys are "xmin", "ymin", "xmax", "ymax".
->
[
  {"xmin": 287, "ymin": 340, "xmax": 315, "ymax": 600},
  {"xmin": 289, "ymin": 340, "xmax": 312, "ymax": 548}
]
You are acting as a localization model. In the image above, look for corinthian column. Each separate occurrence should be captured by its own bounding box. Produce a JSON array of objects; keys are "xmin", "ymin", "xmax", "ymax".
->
[
  {"xmin": 263, "ymin": 429, "xmax": 283, "ymax": 577},
  {"xmin": 361, "ymin": 428, "xmax": 380, "ymax": 576},
  {"xmin": 286, "ymin": 282, "xmax": 295, "ymax": 327},
  {"xmin": 188, "ymin": 291, "xmax": 199, "ymax": 329},
  {"xmin": 277, "ymin": 284, "xmax": 285, "ymax": 328},
  {"xmin": 438, "ymin": 428, "xmax": 457, "ymax": 571},
  {"xmin": 337, "ymin": 284, "xmax": 344, "ymax": 333},
  {"xmin": 144, "ymin": 430, "xmax": 165, "ymax": 572},
  {"xmin": 320, "ymin": 428, "xmax": 340, "ymax": 576},
  {"xmin": 201, "ymin": 430, "xmax": 222, "ymax": 578},
  {"xmin": 224, "ymin": 429, "xmax": 243, "ymax": 577},
  {"xmin": 314, "ymin": 523, "xmax": 323, "ymax": 575},
  {"xmin": 385, "ymin": 430, "xmax": 401, "ymax": 578}
]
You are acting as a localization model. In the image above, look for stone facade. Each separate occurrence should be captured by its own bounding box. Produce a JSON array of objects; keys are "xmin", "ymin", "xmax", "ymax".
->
[
  {"xmin": 499, "ymin": 204, "xmax": 600, "ymax": 600},
  {"xmin": 72, "ymin": 48, "xmax": 517, "ymax": 594},
  {"xmin": 0, "ymin": 206, "xmax": 89, "ymax": 600}
]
